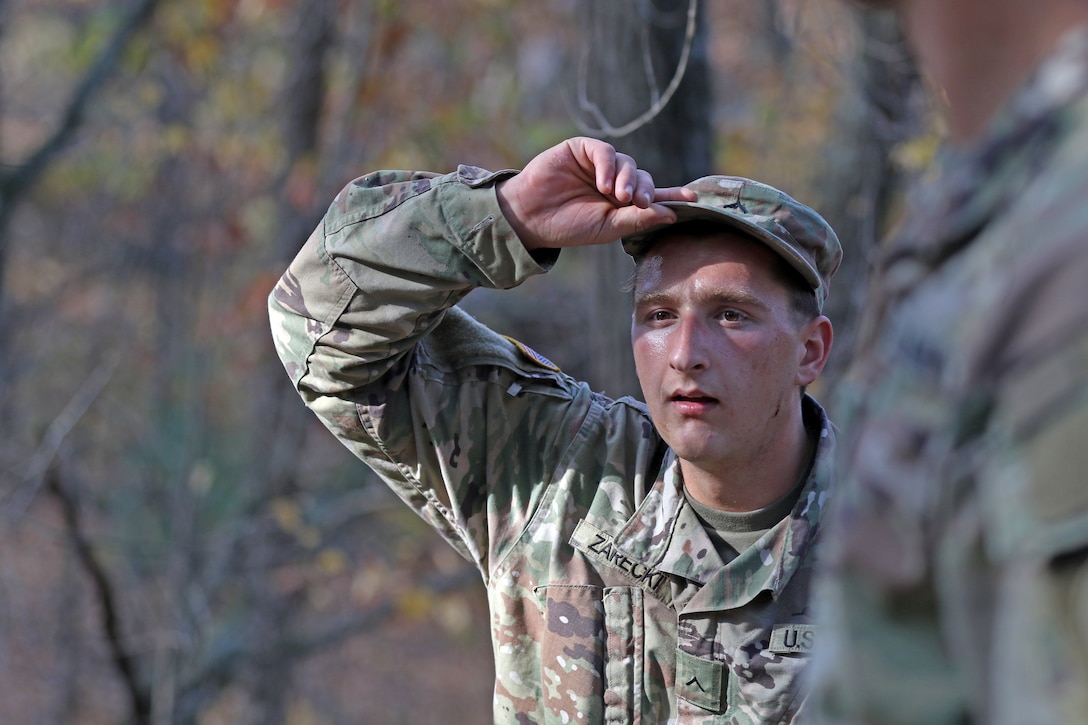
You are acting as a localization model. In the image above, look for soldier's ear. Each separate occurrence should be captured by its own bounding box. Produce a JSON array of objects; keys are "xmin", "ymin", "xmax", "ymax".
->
[{"xmin": 795, "ymin": 316, "xmax": 832, "ymax": 387}]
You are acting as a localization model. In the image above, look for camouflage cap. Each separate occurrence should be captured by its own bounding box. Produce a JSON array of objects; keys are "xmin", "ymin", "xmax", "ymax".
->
[{"xmin": 621, "ymin": 176, "xmax": 843, "ymax": 311}]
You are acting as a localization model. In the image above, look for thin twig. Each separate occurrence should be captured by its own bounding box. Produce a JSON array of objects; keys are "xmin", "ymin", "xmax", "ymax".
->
[{"xmin": 3, "ymin": 355, "xmax": 118, "ymax": 517}]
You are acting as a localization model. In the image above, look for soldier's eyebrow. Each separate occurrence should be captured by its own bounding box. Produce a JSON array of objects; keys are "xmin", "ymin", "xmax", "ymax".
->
[
  {"xmin": 632, "ymin": 289, "xmax": 671, "ymax": 309},
  {"xmin": 633, "ymin": 286, "xmax": 767, "ymax": 311}
]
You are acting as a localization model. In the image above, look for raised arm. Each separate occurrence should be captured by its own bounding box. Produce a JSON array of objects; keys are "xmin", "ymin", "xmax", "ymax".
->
[
  {"xmin": 269, "ymin": 137, "xmax": 691, "ymax": 394},
  {"xmin": 267, "ymin": 138, "xmax": 689, "ymax": 566}
]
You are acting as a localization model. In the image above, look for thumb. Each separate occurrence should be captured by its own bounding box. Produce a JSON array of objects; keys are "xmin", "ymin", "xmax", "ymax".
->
[{"xmin": 605, "ymin": 203, "xmax": 679, "ymax": 239}]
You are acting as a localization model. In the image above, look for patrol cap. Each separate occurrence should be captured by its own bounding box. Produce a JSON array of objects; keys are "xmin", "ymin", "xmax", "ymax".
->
[{"xmin": 621, "ymin": 175, "xmax": 843, "ymax": 311}]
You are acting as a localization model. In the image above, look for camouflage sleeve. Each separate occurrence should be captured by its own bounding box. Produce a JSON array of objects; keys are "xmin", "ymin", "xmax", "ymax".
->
[
  {"xmin": 269, "ymin": 165, "xmax": 552, "ymax": 389},
  {"xmin": 268, "ymin": 165, "xmax": 587, "ymax": 573}
]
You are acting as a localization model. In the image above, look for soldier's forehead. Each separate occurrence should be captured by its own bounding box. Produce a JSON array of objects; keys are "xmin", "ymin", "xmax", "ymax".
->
[{"xmin": 635, "ymin": 255, "xmax": 665, "ymax": 293}]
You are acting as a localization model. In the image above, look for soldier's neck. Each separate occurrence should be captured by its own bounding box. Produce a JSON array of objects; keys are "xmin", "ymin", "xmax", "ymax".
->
[{"xmin": 680, "ymin": 415, "xmax": 814, "ymax": 514}]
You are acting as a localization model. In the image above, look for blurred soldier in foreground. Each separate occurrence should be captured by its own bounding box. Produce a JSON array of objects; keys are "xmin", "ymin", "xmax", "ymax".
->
[
  {"xmin": 269, "ymin": 136, "xmax": 842, "ymax": 722},
  {"xmin": 810, "ymin": 1, "xmax": 1088, "ymax": 723}
]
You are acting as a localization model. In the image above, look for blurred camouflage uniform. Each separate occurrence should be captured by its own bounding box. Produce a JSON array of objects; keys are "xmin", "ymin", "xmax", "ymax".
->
[
  {"xmin": 269, "ymin": 165, "xmax": 837, "ymax": 723},
  {"xmin": 809, "ymin": 27, "xmax": 1088, "ymax": 725}
]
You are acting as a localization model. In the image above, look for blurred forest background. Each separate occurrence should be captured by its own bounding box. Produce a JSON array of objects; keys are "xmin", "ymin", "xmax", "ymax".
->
[{"xmin": 0, "ymin": 0, "xmax": 938, "ymax": 723}]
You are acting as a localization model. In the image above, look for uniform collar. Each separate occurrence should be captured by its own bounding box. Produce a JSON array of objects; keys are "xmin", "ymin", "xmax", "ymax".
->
[{"xmin": 611, "ymin": 397, "xmax": 835, "ymax": 610}]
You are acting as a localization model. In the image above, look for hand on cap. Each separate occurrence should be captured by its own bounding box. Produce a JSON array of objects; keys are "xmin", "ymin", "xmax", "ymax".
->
[{"xmin": 497, "ymin": 137, "xmax": 697, "ymax": 251}]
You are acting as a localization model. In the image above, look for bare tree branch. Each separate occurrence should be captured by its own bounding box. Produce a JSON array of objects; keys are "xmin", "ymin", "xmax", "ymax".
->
[
  {"xmin": 2, "ymin": 355, "xmax": 118, "ymax": 517},
  {"xmin": 1, "ymin": 0, "xmax": 162, "ymax": 204},
  {"xmin": 48, "ymin": 466, "xmax": 152, "ymax": 724},
  {"xmin": 0, "ymin": 0, "xmax": 164, "ymax": 406},
  {"xmin": 572, "ymin": 0, "xmax": 698, "ymax": 137}
]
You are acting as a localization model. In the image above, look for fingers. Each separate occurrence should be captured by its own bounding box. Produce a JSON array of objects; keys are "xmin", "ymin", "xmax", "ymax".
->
[
  {"xmin": 607, "ymin": 203, "xmax": 680, "ymax": 236},
  {"xmin": 573, "ymin": 137, "xmax": 658, "ymax": 208},
  {"xmin": 572, "ymin": 137, "xmax": 618, "ymax": 197},
  {"xmin": 654, "ymin": 185, "xmax": 699, "ymax": 203},
  {"xmin": 616, "ymin": 164, "xmax": 657, "ymax": 208},
  {"xmin": 506, "ymin": 137, "xmax": 695, "ymax": 250}
]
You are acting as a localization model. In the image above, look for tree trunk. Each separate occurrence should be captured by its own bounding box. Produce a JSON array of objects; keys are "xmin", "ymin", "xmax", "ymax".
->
[
  {"xmin": 815, "ymin": 7, "xmax": 923, "ymax": 399},
  {"xmin": 572, "ymin": 0, "xmax": 713, "ymax": 400}
]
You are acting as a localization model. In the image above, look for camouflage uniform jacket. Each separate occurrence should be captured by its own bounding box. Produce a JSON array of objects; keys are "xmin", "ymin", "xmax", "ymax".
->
[
  {"xmin": 809, "ymin": 27, "xmax": 1088, "ymax": 725},
  {"xmin": 269, "ymin": 164, "xmax": 837, "ymax": 724}
]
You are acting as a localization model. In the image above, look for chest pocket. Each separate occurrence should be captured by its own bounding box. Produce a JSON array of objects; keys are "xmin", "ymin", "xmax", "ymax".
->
[
  {"xmin": 535, "ymin": 584, "xmax": 645, "ymax": 724},
  {"xmin": 676, "ymin": 649, "xmax": 725, "ymax": 712}
]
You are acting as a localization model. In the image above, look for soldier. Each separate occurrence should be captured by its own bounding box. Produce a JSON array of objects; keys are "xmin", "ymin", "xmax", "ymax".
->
[
  {"xmin": 810, "ymin": 1, "xmax": 1088, "ymax": 723},
  {"xmin": 269, "ymin": 136, "xmax": 842, "ymax": 723}
]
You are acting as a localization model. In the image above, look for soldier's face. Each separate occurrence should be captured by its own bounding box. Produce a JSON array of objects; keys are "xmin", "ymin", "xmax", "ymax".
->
[{"xmin": 631, "ymin": 232, "xmax": 822, "ymax": 471}]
